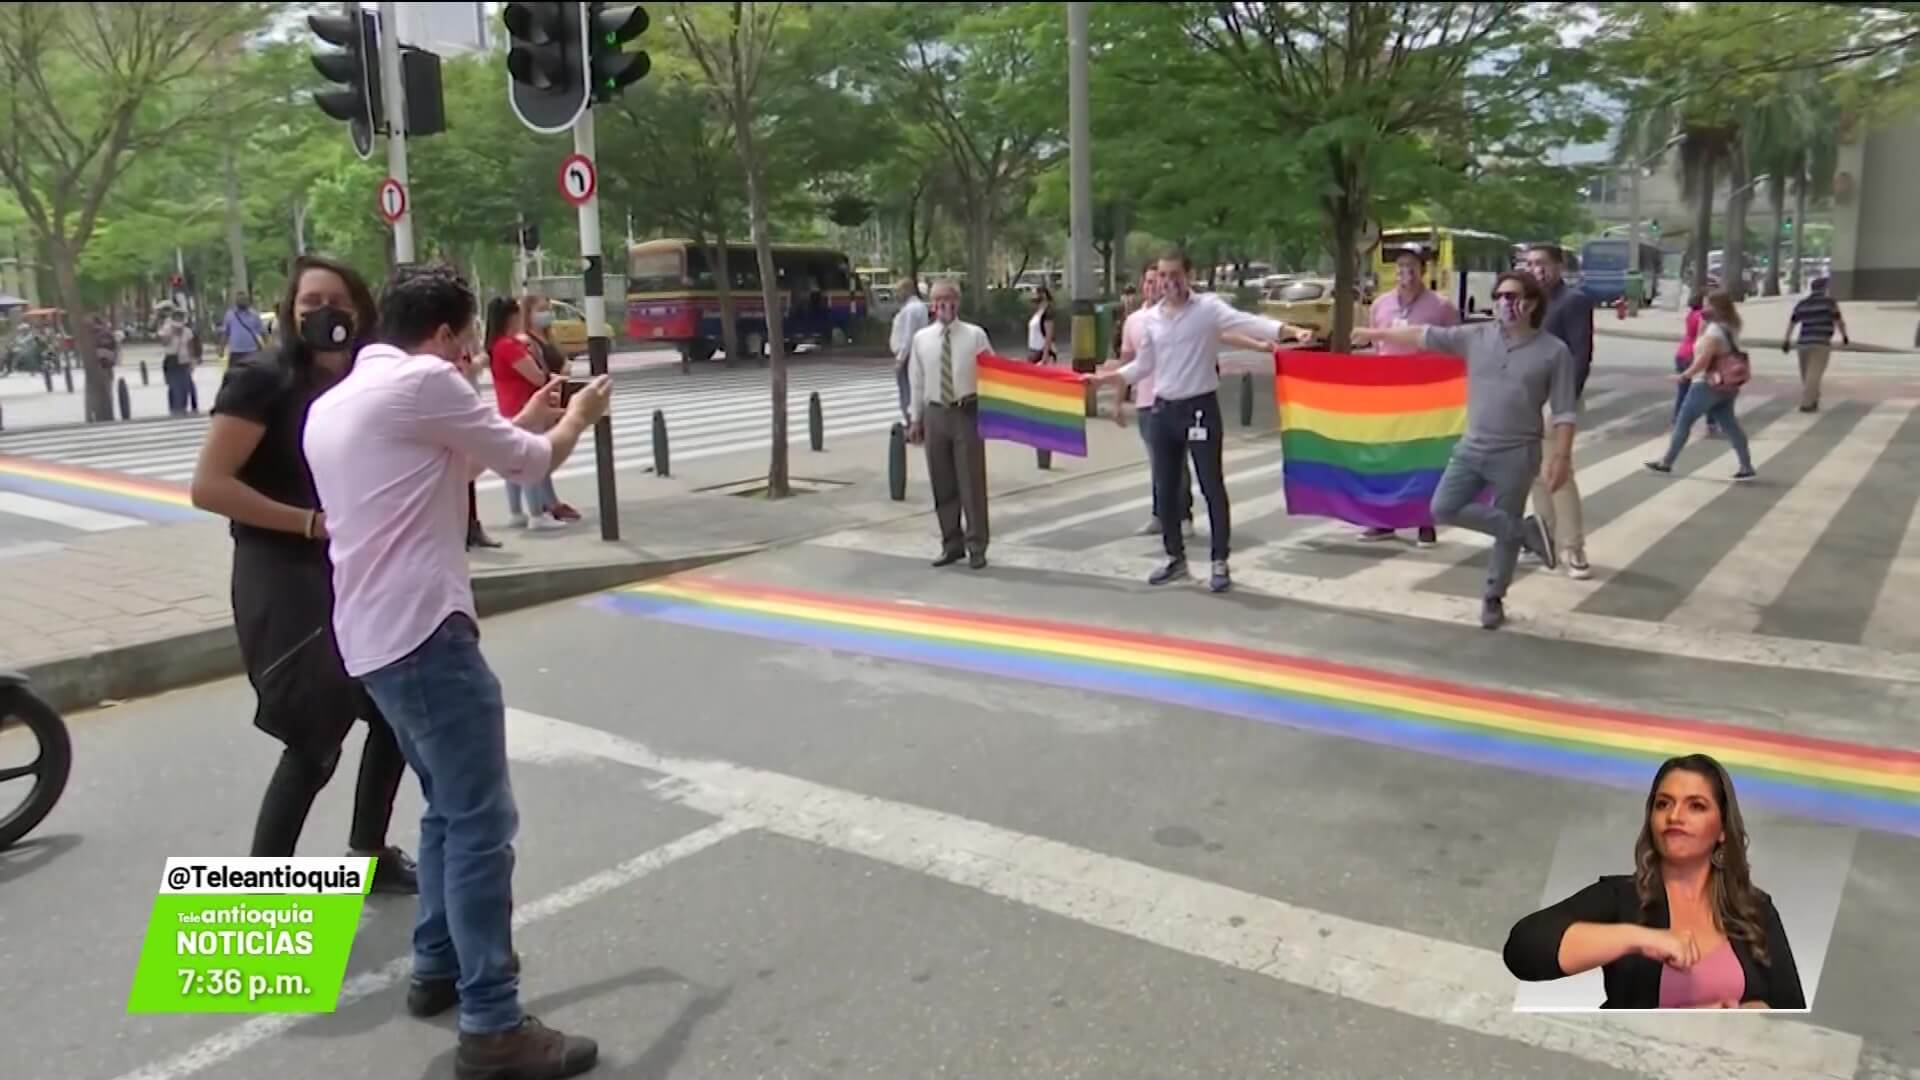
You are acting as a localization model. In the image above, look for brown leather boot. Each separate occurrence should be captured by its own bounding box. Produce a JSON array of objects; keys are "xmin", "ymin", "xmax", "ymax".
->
[{"xmin": 455, "ymin": 1016, "xmax": 597, "ymax": 1080}]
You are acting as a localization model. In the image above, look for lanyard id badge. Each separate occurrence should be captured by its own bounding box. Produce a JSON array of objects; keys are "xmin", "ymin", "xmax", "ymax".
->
[{"xmin": 1187, "ymin": 409, "xmax": 1208, "ymax": 443}]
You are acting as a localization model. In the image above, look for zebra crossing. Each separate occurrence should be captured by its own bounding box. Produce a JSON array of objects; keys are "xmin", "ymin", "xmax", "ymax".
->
[
  {"xmin": 812, "ymin": 385, "xmax": 1920, "ymax": 680},
  {"xmin": 0, "ymin": 361, "xmax": 901, "ymax": 546}
]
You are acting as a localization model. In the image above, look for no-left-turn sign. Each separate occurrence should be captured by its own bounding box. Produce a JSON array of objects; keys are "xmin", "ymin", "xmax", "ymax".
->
[
  {"xmin": 558, "ymin": 154, "xmax": 597, "ymax": 207},
  {"xmin": 377, "ymin": 177, "xmax": 407, "ymax": 225}
]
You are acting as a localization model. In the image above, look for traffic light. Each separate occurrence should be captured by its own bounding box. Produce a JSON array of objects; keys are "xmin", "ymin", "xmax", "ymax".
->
[
  {"xmin": 505, "ymin": 2, "xmax": 588, "ymax": 134},
  {"xmin": 308, "ymin": 7, "xmax": 383, "ymax": 159},
  {"xmin": 588, "ymin": 4, "xmax": 650, "ymax": 103}
]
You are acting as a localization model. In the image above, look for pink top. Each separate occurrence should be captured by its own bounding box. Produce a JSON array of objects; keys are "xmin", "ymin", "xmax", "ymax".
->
[
  {"xmin": 1370, "ymin": 288, "xmax": 1459, "ymax": 354},
  {"xmin": 1679, "ymin": 307, "xmax": 1705, "ymax": 363},
  {"xmin": 304, "ymin": 344, "xmax": 554, "ymax": 677},
  {"xmin": 1122, "ymin": 304, "xmax": 1161, "ymax": 407},
  {"xmin": 1658, "ymin": 939, "xmax": 1745, "ymax": 1008}
]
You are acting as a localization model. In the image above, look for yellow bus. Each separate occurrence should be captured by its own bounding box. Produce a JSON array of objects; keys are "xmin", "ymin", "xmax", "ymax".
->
[{"xmin": 1374, "ymin": 227, "xmax": 1513, "ymax": 318}]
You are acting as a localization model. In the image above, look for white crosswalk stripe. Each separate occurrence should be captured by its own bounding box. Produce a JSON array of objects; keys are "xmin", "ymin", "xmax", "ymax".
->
[
  {"xmin": 0, "ymin": 361, "xmax": 899, "ymax": 538},
  {"xmin": 811, "ymin": 387, "xmax": 1920, "ymax": 679}
]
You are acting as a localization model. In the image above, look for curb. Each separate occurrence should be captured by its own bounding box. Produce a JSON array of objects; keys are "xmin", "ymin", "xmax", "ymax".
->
[
  {"xmin": 29, "ymin": 547, "xmax": 758, "ymax": 717},
  {"xmin": 1596, "ymin": 326, "xmax": 1911, "ymax": 356}
]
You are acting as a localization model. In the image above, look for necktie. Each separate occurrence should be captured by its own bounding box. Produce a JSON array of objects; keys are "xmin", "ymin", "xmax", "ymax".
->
[{"xmin": 940, "ymin": 324, "xmax": 955, "ymax": 404}]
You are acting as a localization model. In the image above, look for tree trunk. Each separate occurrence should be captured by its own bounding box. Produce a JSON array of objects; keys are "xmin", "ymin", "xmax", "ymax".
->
[
  {"xmin": 905, "ymin": 187, "xmax": 924, "ymax": 290},
  {"xmin": 705, "ymin": 234, "xmax": 742, "ymax": 367},
  {"xmin": 1764, "ymin": 174, "xmax": 1786, "ymax": 297},
  {"xmin": 51, "ymin": 244, "xmax": 110, "ymax": 423},
  {"xmin": 1789, "ymin": 176, "xmax": 1808, "ymax": 293},
  {"xmin": 223, "ymin": 144, "xmax": 248, "ymax": 298},
  {"xmin": 1329, "ymin": 212, "xmax": 1359, "ymax": 353},
  {"xmin": 1690, "ymin": 157, "xmax": 1716, "ymax": 296},
  {"xmin": 734, "ymin": 116, "xmax": 788, "ymax": 499},
  {"xmin": 964, "ymin": 193, "xmax": 991, "ymax": 307},
  {"xmin": 1724, "ymin": 153, "xmax": 1750, "ymax": 301}
]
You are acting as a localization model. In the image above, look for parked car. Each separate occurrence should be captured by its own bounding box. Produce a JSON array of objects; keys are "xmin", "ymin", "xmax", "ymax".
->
[{"xmin": 1258, "ymin": 278, "xmax": 1365, "ymax": 344}]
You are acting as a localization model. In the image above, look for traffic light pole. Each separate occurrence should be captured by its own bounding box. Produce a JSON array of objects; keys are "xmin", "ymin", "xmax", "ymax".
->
[
  {"xmin": 376, "ymin": 0, "xmax": 414, "ymax": 261},
  {"xmin": 573, "ymin": 109, "xmax": 620, "ymax": 541}
]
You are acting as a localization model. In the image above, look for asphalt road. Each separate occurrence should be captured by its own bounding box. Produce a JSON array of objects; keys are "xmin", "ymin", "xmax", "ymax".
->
[{"xmin": 6, "ymin": 531, "xmax": 1918, "ymax": 1080}]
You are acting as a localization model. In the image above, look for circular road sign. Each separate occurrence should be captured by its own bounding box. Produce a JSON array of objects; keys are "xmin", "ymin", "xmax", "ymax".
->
[
  {"xmin": 377, "ymin": 177, "xmax": 407, "ymax": 225},
  {"xmin": 559, "ymin": 154, "xmax": 597, "ymax": 207}
]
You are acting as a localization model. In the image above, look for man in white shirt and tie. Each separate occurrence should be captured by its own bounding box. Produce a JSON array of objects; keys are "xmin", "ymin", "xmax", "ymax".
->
[
  {"xmin": 906, "ymin": 279, "xmax": 993, "ymax": 570},
  {"xmin": 888, "ymin": 278, "xmax": 929, "ymax": 422},
  {"xmin": 1095, "ymin": 249, "xmax": 1309, "ymax": 593}
]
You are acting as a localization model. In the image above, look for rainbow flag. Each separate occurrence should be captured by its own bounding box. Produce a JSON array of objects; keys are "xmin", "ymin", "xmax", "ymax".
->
[
  {"xmin": 976, "ymin": 353, "xmax": 1087, "ymax": 456},
  {"xmin": 1275, "ymin": 351, "xmax": 1467, "ymax": 529}
]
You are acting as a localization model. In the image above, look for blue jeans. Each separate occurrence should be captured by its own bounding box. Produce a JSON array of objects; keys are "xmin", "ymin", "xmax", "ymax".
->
[
  {"xmin": 1663, "ymin": 381, "xmax": 1752, "ymax": 471},
  {"xmin": 1137, "ymin": 407, "xmax": 1192, "ymax": 525},
  {"xmin": 895, "ymin": 360, "xmax": 911, "ymax": 419},
  {"xmin": 1431, "ymin": 442, "xmax": 1540, "ymax": 601},
  {"xmin": 505, "ymin": 477, "xmax": 557, "ymax": 519},
  {"xmin": 359, "ymin": 614, "xmax": 521, "ymax": 1035}
]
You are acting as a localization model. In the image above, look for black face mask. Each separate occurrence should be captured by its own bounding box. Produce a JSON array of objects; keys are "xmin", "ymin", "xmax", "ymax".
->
[{"xmin": 299, "ymin": 307, "xmax": 354, "ymax": 353}]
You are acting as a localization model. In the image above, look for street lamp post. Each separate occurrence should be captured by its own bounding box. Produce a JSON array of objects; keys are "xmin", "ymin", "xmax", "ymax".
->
[{"xmin": 1626, "ymin": 133, "xmax": 1685, "ymax": 315}]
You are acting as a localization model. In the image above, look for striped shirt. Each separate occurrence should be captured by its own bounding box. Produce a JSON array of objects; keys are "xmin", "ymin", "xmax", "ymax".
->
[{"xmin": 1789, "ymin": 295, "xmax": 1843, "ymax": 345}]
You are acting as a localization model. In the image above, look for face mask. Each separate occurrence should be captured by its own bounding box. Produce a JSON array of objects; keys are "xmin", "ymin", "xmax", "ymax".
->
[
  {"xmin": 532, "ymin": 310, "xmax": 556, "ymax": 330},
  {"xmin": 1495, "ymin": 297, "xmax": 1526, "ymax": 326},
  {"xmin": 299, "ymin": 307, "xmax": 354, "ymax": 352}
]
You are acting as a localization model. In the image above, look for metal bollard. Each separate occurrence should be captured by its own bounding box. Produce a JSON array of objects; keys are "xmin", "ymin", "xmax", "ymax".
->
[
  {"xmin": 140, "ymin": 360, "xmax": 150, "ymax": 386},
  {"xmin": 1083, "ymin": 379, "xmax": 1098, "ymax": 419},
  {"xmin": 0, "ymin": 402, "xmax": 5, "ymax": 431},
  {"xmin": 888, "ymin": 423, "xmax": 907, "ymax": 501},
  {"xmin": 1037, "ymin": 448, "xmax": 1052, "ymax": 471},
  {"xmin": 117, "ymin": 378, "xmax": 131, "ymax": 420},
  {"xmin": 63, "ymin": 364, "xmax": 74, "ymax": 393},
  {"xmin": 1240, "ymin": 371, "xmax": 1254, "ymax": 427},
  {"xmin": 651, "ymin": 408, "xmax": 670, "ymax": 478},
  {"xmin": 808, "ymin": 391, "xmax": 823, "ymax": 451},
  {"xmin": 42, "ymin": 366, "xmax": 53, "ymax": 392}
]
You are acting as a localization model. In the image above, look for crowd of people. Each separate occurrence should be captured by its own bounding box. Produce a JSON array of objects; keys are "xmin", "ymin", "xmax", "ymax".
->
[{"xmin": 885, "ymin": 242, "xmax": 1816, "ymax": 634}]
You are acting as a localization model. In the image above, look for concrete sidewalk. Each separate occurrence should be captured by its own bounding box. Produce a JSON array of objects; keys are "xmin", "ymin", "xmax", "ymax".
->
[
  {"xmin": 5, "ymin": 379, "xmax": 1235, "ymax": 714},
  {"xmin": 1598, "ymin": 291, "xmax": 1919, "ymax": 354}
]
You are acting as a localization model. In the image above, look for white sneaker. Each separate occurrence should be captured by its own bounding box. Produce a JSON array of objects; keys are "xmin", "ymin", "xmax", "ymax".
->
[
  {"xmin": 1565, "ymin": 549, "xmax": 1593, "ymax": 581},
  {"xmin": 508, "ymin": 513, "xmax": 529, "ymax": 529},
  {"xmin": 529, "ymin": 516, "xmax": 569, "ymax": 531}
]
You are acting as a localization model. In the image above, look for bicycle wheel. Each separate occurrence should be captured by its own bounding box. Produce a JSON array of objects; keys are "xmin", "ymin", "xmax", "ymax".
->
[{"xmin": 0, "ymin": 687, "xmax": 73, "ymax": 850}]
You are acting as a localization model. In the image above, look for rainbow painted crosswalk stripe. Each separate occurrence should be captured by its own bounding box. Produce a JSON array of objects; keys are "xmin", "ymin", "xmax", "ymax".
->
[
  {"xmin": 601, "ymin": 578, "xmax": 1920, "ymax": 838},
  {"xmin": 0, "ymin": 455, "xmax": 203, "ymax": 523}
]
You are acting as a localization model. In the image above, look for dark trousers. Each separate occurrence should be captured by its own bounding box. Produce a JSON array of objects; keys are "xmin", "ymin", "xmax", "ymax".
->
[
  {"xmin": 162, "ymin": 357, "xmax": 191, "ymax": 414},
  {"xmin": 251, "ymin": 712, "xmax": 406, "ymax": 857},
  {"xmin": 1138, "ymin": 407, "xmax": 1192, "ymax": 524},
  {"xmin": 1151, "ymin": 391, "xmax": 1229, "ymax": 562},
  {"xmin": 924, "ymin": 399, "xmax": 989, "ymax": 556}
]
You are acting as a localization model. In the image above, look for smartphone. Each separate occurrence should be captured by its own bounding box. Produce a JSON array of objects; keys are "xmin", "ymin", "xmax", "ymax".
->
[{"xmin": 558, "ymin": 378, "xmax": 588, "ymax": 405}]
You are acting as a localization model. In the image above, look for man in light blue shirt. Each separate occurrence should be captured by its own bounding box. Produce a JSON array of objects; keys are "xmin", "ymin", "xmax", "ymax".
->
[{"xmin": 221, "ymin": 292, "xmax": 270, "ymax": 363}]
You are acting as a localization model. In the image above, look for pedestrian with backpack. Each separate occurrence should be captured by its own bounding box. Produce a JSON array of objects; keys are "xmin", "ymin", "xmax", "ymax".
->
[{"xmin": 1645, "ymin": 290, "xmax": 1756, "ymax": 482}]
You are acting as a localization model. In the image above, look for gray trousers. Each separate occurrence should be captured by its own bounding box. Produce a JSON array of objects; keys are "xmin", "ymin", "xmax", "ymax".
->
[
  {"xmin": 925, "ymin": 400, "xmax": 989, "ymax": 556},
  {"xmin": 1431, "ymin": 442, "xmax": 1541, "ymax": 601}
]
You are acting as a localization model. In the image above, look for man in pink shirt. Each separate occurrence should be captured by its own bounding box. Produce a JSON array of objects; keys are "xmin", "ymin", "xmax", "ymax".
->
[
  {"xmin": 1360, "ymin": 247, "xmax": 1459, "ymax": 546},
  {"xmin": 304, "ymin": 265, "xmax": 610, "ymax": 1080},
  {"xmin": 1120, "ymin": 263, "xmax": 1194, "ymax": 537}
]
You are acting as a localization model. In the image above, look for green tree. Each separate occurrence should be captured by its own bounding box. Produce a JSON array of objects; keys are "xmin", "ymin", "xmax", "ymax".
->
[
  {"xmin": 845, "ymin": 1, "xmax": 1066, "ymax": 297},
  {"xmin": 0, "ymin": 2, "xmax": 270, "ymax": 420},
  {"xmin": 1179, "ymin": 1, "xmax": 1601, "ymax": 349}
]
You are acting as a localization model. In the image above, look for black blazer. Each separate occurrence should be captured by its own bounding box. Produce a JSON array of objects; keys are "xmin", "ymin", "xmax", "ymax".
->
[{"xmin": 1504, "ymin": 874, "xmax": 1806, "ymax": 1009}]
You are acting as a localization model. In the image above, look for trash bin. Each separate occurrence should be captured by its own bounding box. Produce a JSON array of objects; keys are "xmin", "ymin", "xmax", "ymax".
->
[{"xmin": 1070, "ymin": 299, "xmax": 1098, "ymax": 373}]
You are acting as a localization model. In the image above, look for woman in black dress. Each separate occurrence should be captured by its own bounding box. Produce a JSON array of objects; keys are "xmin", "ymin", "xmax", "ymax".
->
[{"xmin": 189, "ymin": 254, "xmax": 416, "ymax": 893}]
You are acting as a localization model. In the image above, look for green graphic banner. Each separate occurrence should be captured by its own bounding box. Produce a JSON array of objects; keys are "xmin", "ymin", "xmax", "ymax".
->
[{"xmin": 126, "ymin": 857, "xmax": 374, "ymax": 1013}]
